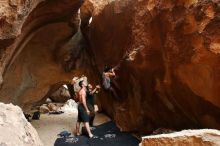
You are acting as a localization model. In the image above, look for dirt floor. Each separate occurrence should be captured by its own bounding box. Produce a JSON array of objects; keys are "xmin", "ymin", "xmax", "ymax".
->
[{"xmin": 31, "ymin": 112, "xmax": 111, "ymax": 146}]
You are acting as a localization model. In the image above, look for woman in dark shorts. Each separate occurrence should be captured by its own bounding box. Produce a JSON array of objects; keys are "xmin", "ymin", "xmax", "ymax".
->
[{"xmin": 86, "ymin": 84, "xmax": 100, "ymax": 126}]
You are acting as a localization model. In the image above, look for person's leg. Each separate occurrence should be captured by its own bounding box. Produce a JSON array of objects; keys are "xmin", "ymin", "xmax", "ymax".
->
[
  {"xmin": 75, "ymin": 121, "xmax": 81, "ymax": 136},
  {"xmin": 110, "ymin": 87, "xmax": 119, "ymax": 99},
  {"xmin": 88, "ymin": 105, "xmax": 95, "ymax": 126},
  {"xmin": 89, "ymin": 114, "xmax": 95, "ymax": 127},
  {"xmin": 84, "ymin": 122, "xmax": 93, "ymax": 138}
]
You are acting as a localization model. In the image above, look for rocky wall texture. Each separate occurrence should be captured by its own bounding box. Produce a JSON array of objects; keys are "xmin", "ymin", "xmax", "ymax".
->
[
  {"xmin": 88, "ymin": 0, "xmax": 220, "ymax": 133},
  {"xmin": 0, "ymin": 0, "xmax": 83, "ymax": 75},
  {"xmin": 0, "ymin": 0, "xmax": 220, "ymax": 136},
  {"xmin": 140, "ymin": 129, "xmax": 220, "ymax": 146},
  {"xmin": 0, "ymin": 103, "xmax": 43, "ymax": 146},
  {"xmin": 0, "ymin": 0, "xmax": 86, "ymax": 109}
]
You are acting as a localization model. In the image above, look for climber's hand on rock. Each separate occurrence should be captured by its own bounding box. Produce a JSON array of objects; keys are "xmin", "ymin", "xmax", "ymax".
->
[{"xmin": 96, "ymin": 85, "xmax": 101, "ymax": 89}]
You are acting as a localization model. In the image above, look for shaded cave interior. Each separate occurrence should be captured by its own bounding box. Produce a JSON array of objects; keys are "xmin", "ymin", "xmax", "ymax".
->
[
  {"xmin": 0, "ymin": 3, "xmax": 96, "ymax": 106},
  {"xmin": 0, "ymin": 1, "xmax": 119, "ymax": 134}
]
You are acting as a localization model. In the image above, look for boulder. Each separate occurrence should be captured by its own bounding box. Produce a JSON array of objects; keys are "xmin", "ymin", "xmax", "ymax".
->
[
  {"xmin": 60, "ymin": 99, "xmax": 78, "ymax": 113},
  {"xmin": 140, "ymin": 129, "xmax": 220, "ymax": 146},
  {"xmin": 87, "ymin": 0, "xmax": 220, "ymax": 133},
  {"xmin": 50, "ymin": 86, "xmax": 71, "ymax": 103},
  {"xmin": 48, "ymin": 103, "xmax": 58, "ymax": 111},
  {"xmin": 0, "ymin": 103, "xmax": 43, "ymax": 146},
  {"xmin": 39, "ymin": 105, "xmax": 50, "ymax": 113},
  {"xmin": 45, "ymin": 98, "xmax": 52, "ymax": 103}
]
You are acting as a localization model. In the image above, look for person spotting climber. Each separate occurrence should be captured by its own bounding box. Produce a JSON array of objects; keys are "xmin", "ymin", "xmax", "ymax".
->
[
  {"xmin": 86, "ymin": 84, "xmax": 100, "ymax": 126},
  {"xmin": 102, "ymin": 66, "xmax": 118, "ymax": 98},
  {"xmin": 75, "ymin": 80, "xmax": 94, "ymax": 138}
]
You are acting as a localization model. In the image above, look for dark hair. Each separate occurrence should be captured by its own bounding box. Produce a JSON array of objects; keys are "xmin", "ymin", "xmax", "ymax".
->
[
  {"xmin": 104, "ymin": 65, "xmax": 112, "ymax": 73},
  {"xmin": 79, "ymin": 80, "xmax": 83, "ymax": 88}
]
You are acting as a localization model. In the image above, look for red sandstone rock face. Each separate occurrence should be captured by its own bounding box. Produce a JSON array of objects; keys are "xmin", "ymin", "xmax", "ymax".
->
[
  {"xmin": 88, "ymin": 0, "xmax": 220, "ymax": 133},
  {"xmin": 0, "ymin": 0, "xmax": 83, "ymax": 75},
  {"xmin": 0, "ymin": 22, "xmax": 75, "ymax": 109},
  {"xmin": 0, "ymin": 0, "xmax": 85, "ymax": 109},
  {"xmin": 1, "ymin": 0, "xmax": 220, "ymax": 135},
  {"xmin": 0, "ymin": 0, "xmax": 43, "ymax": 40}
]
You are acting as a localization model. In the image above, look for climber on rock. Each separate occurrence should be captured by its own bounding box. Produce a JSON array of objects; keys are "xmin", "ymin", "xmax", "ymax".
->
[
  {"xmin": 102, "ymin": 65, "xmax": 119, "ymax": 99},
  {"xmin": 75, "ymin": 80, "xmax": 94, "ymax": 138},
  {"xmin": 86, "ymin": 84, "xmax": 101, "ymax": 126}
]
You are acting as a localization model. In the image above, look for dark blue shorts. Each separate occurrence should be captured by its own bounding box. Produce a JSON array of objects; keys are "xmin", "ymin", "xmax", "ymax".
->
[{"xmin": 77, "ymin": 104, "xmax": 89, "ymax": 122}]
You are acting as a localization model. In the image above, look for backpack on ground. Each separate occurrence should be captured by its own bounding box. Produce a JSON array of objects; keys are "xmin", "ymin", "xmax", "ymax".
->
[{"xmin": 32, "ymin": 111, "xmax": 40, "ymax": 120}]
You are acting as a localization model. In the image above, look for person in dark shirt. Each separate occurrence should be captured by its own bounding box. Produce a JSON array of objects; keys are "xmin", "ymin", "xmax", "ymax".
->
[{"xmin": 86, "ymin": 84, "xmax": 100, "ymax": 126}]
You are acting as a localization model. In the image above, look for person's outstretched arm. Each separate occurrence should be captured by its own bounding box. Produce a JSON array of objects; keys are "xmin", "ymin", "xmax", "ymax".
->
[
  {"xmin": 91, "ymin": 85, "xmax": 101, "ymax": 94},
  {"xmin": 111, "ymin": 69, "xmax": 116, "ymax": 76},
  {"xmin": 106, "ymin": 69, "xmax": 115, "ymax": 77}
]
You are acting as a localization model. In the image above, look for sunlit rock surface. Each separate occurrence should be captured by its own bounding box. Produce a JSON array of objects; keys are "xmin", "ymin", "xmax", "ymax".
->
[
  {"xmin": 140, "ymin": 129, "xmax": 220, "ymax": 146},
  {"xmin": 0, "ymin": 103, "xmax": 43, "ymax": 146}
]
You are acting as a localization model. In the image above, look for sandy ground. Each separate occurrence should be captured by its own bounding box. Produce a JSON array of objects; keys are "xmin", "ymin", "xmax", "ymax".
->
[{"xmin": 32, "ymin": 112, "xmax": 111, "ymax": 146}]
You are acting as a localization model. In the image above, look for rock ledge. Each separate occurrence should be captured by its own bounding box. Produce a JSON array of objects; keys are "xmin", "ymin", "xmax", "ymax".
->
[{"xmin": 140, "ymin": 129, "xmax": 220, "ymax": 146}]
